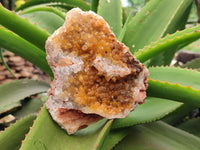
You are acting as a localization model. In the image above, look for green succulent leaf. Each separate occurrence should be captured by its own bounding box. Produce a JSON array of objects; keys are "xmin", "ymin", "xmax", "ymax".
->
[
  {"xmin": 118, "ymin": 12, "xmax": 133, "ymax": 42},
  {"xmin": 0, "ymin": 48, "xmax": 16, "ymax": 78},
  {"xmin": 148, "ymin": 67, "xmax": 200, "ymax": 90},
  {"xmin": 147, "ymin": 79, "xmax": 200, "ymax": 107},
  {"xmin": 98, "ymin": 0, "xmax": 122, "ymax": 37},
  {"xmin": 114, "ymin": 121, "xmax": 200, "ymax": 150},
  {"xmin": 20, "ymin": 6, "xmax": 65, "ymax": 34},
  {"xmin": 16, "ymin": 0, "xmax": 91, "ymax": 11},
  {"xmin": 178, "ymin": 118, "xmax": 200, "ymax": 137},
  {"xmin": 0, "ymin": 27, "xmax": 53, "ymax": 77},
  {"xmin": 149, "ymin": 1, "xmax": 192, "ymax": 66},
  {"xmin": 91, "ymin": 0, "xmax": 99, "ymax": 13},
  {"xmin": 20, "ymin": 6, "xmax": 65, "ymax": 19},
  {"xmin": 0, "ymin": 4, "xmax": 50, "ymax": 51},
  {"xmin": 135, "ymin": 25, "xmax": 200, "ymax": 63},
  {"xmin": 0, "ymin": 79, "xmax": 49, "ymax": 114},
  {"xmin": 20, "ymin": 107, "xmax": 113, "ymax": 150},
  {"xmin": 181, "ymin": 58, "xmax": 200, "ymax": 69},
  {"xmin": 123, "ymin": 0, "xmax": 193, "ymax": 53},
  {"xmin": 13, "ymin": 98, "xmax": 44, "ymax": 120},
  {"xmin": 101, "ymin": 128, "xmax": 129, "ymax": 150},
  {"xmin": 148, "ymin": 67, "xmax": 200, "ymax": 124},
  {"xmin": 162, "ymin": 104, "xmax": 196, "ymax": 126},
  {"xmin": 0, "ymin": 115, "xmax": 36, "ymax": 150},
  {"xmin": 94, "ymin": 119, "xmax": 113, "ymax": 150},
  {"xmin": 112, "ymin": 97, "xmax": 182, "ymax": 129}
]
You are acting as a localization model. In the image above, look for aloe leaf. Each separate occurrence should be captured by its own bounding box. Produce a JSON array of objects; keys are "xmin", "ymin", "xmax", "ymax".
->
[
  {"xmin": 135, "ymin": 25, "xmax": 200, "ymax": 63},
  {"xmin": 114, "ymin": 121, "xmax": 200, "ymax": 150},
  {"xmin": 163, "ymin": 104, "xmax": 196, "ymax": 126},
  {"xmin": 91, "ymin": 0, "xmax": 99, "ymax": 13},
  {"xmin": 46, "ymin": 3, "xmax": 74, "ymax": 11},
  {"xmin": 147, "ymin": 79, "xmax": 200, "ymax": 107},
  {"xmin": 112, "ymin": 97, "xmax": 182, "ymax": 129},
  {"xmin": 0, "ymin": 27, "xmax": 53, "ymax": 77},
  {"xmin": 0, "ymin": 79, "xmax": 49, "ymax": 115},
  {"xmin": 178, "ymin": 118, "xmax": 200, "ymax": 137},
  {"xmin": 0, "ymin": 4, "xmax": 50, "ymax": 51},
  {"xmin": 118, "ymin": 12, "xmax": 133, "ymax": 42},
  {"xmin": 16, "ymin": 0, "xmax": 90, "ymax": 11},
  {"xmin": 0, "ymin": 115, "xmax": 36, "ymax": 150},
  {"xmin": 98, "ymin": 0, "xmax": 122, "ymax": 37},
  {"xmin": 20, "ymin": 6, "xmax": 65, "ymax": 34},
  {"xmin": 181, "ymin": 58, "xmax": 200, "ymax": 69},
  {"xmin": 20, "ymin": 107, "xmax": 113, "ymax": 150},
  {"xmin": 148, "ymin": 67, "xmax": 200, "ymax": 90},
  {"xmin": 101, "ymin": 128, "xmax": 129, "ymax": 150},
  {"xmin": 20, "ymin": 6, "xmax": 65, "ymax": 19},
  {"xmin": 13, "ymin": 98, "xmax": 43, "ymax": 120},
  {"xmin": 149, "ymin": 1, "xmax": 193, "ymax": 66},
  {"xmin": 0, "ymin": 48, "xmax": 16, "ymax": 78},
  {"xmin": 94, "ymin": 119, "xmax": 113, "ymax": 150},
  {"xmin": 123, "ymin": 0, "xmax": 193, "ymax": 53}
]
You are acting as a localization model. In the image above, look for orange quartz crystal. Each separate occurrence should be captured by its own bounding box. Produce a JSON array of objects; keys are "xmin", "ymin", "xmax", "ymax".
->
[{"xmin": 46, "ymin": 8, "xmax": 149, "ymax": 134}]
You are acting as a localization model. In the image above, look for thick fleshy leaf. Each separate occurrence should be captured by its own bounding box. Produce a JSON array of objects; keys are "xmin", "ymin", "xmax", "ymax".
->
[
  {"xmin": 148, "ymin": 67, "xmax": 200, "ymax": 90},
  {"xmin": 118, "ymin": 12, "xmax": 133, "ymax": 42},
  {"xmin": 149, "ymin": 67, "xmax": 200, "ymax": 124},
  {"xmin": 162, "ymin": 104, "xmax": 196, "ymax": 126},
  {"xmin": 20, "ymin": 107, "xmax": 113, "ymax": 150},
  {"xmin": 20, "ymin": 6, "xmax": 65, "ymax": 34},
  {"xmin": 135, "ymin": 25, "xmax": 200, "ymax": 63},
  {"xmin": 91, "ymin": 0, "xmax": 99, "ymax": 13},
  {"xmin": 0, "ymin": 27, "xmax": 53, "ymax": 77},
  {"xmin": 16, "ymin": 0, "xmax": 91, "ymax": 11},
  {"xmin": 0, "ymin": 48, "xmax": 16, "ymax": 78},
  {"xmin": 101, "ymin": 128, "xmax": 129, "ymax": 150},
  {"xmin": 13, "ymin": 98, "xmax": 43, "ymax": 120},
  {"xmin": 178, "ymin": 118, "xmax": 200, "ymax": 137},
  {"xmin": 94, "ymin": 119, "xmax": 113, "ymax": 150},
  {"xmin": 0, "ymin": 4, "xmax": 50, "ymax": 51},
  {"xmin": 0, "ymin": 115, "xmax": 36, "ymax": 150},
  {"xmin": 182, "ymin": 58, "xmax": 200, "ymax": 69},
  {"xmin": 123, "ymin": 0, "xmax": 193, "ymax": 53},
  {"xmin": 112, "ymin": 97, "xmax": 182, "ymax": 129},
  {"xmin": 0, "ymin": 79, "xmax": 50, "ymax": 114},
  {"xmin": 97, "ymin": 0, "xmax": 122, "ymax": 37},
  {"xmin": 147, "ymin": 79, "xmax": 200, "ymax": 107},
  {"xmin": 149, "ymin": 1, "xmax": 192, "ymax": 66},
  {"xmin": 114, "ymin": 121, "xmax": 200, "ymax": 150}
]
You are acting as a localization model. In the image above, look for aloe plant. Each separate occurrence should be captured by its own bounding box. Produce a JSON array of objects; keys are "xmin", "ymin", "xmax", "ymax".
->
[{"xmin": 0, "ymin": 0, "xmax": 200, "ymax": 149}]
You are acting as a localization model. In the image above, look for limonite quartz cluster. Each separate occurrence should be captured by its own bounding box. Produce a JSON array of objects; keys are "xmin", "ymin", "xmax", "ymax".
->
[{"xmin": 45, "ymin": 8, "xmax": 149, "ymax": 134}]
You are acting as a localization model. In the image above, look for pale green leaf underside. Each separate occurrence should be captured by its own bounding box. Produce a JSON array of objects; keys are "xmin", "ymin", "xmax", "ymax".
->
[
  {"xmin": 0, "ymin": 79, "xmax": 49, "ymax": 114},
  {"xmin": 114, "ymin": 121, "xmax": 200, "ymax": 150},
  {"xmin": 112, "ymin": 97, "xmax": 182, "ymax": 129}
]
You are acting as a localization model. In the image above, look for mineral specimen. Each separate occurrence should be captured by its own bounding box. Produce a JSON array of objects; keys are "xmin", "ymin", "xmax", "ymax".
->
[{"xmin": 46, "ymin": 8, "xmax": 149, "ymax": 134}]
